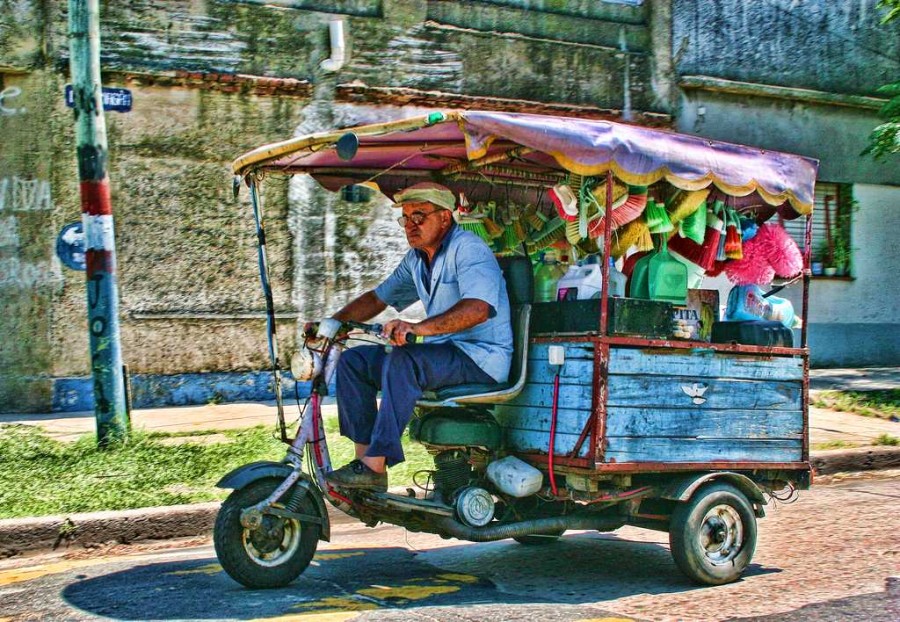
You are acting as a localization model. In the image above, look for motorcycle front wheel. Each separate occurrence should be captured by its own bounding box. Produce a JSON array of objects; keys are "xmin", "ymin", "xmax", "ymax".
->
[{"xmin": 214, "ymin": 478, "xmax": 320, "ymax": 588}]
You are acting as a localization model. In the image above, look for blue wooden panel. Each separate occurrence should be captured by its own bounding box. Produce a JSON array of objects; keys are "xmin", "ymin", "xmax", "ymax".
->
[
  {"xmin": 506, "ymin": 428, "xmax": 590, "ymax": 458},
  {"xmin": 505, "ymin": 382, "xmax": 593, "ymax": 410},
  {"xmin": 604, "ymin": 437, "xmax": 802, "ymax": 463},
  {"xmin": 494, "ymin": 404, "xmax": 591, "ymax": 436},
  {"xmin": 526, "ymin": 358, "xmax": 594, "ymax": 386},
  {"xmin": 528, "ymin": 342, "xmax": 594, "ymax": 361},
  {"xmin": 606, "ymin": 376, "xmax": 802, "ymax": 411},
  {"xmin": 606, "ymin": 407, "xmax": 803, "ymax": 439},
  {"xmin": 609, "ymin": 348, "xmax": 803, "ymax": 382}
]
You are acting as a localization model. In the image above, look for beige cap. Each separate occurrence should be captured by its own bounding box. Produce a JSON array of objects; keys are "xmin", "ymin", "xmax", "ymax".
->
[{"xmin": 393, "ymin": 182, "xmax": 456, "ymax": 211}]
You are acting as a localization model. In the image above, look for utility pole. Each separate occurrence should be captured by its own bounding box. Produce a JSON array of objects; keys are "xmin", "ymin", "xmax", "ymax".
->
[{"xmin": 68, "ymin": 0, "xmax": 129, "ymax": 445}]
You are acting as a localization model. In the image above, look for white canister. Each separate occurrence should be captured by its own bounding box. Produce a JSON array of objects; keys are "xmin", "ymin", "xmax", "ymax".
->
[
  {"xmin": 556, "ymin": 263, "xmax": 603, "ymax": 300},
  {"xmin": 486, "ymin": 456, "xmax": 544, "ymax": 497}
]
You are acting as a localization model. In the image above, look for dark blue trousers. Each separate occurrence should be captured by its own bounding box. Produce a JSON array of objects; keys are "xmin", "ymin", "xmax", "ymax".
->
[{"xmin": 335, "ymin": 343, "xmax": 495, "ymax": 466}]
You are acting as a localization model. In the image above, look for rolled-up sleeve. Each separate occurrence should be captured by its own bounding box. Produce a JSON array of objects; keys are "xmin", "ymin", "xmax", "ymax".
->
[
  {"xmin": 456, "ymin": 241, "xmax": 503, "ymax": 318},
  {"xmin": 374, "ymin": 254, "xmax": 420, "ymax": 311}
]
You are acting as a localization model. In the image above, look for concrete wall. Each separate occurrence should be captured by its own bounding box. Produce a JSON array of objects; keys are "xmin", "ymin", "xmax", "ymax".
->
[
  {"xmin": 672, "ymin": 0, "xmax": 900, "ymax": 366},
  {"xmin": 1, "ymin": 0, "xmax": 672, "ymax": 412}
]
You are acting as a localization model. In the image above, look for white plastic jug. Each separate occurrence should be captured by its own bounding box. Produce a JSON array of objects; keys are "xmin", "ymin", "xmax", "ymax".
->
[
  {"xmin": 607, "ymin": 257, "xmax": 627, "ymax": 297},
  {"xmin": 486, "ymin": 456, "xmax": 544, "ymax": 497},
  {"xmin": 556, "ymin": 263, "xmax": 603, "ymax": 300}
]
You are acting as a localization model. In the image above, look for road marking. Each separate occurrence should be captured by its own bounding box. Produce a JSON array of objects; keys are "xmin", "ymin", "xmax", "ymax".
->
[
  {"xmin": 253, "ymin": 612, "xmax": 364, "ymax": 622},
  {"xmin": 289, "ymin": 596, "xmax": 379, "ymax": 615},
  {"xmin": 0, "ymin": 558, "xmax": 116, "ymax": 586},
  {"xmin": 313, "ymin": 552, "xmax": 365, "ymax": 560},
  {"xmin": 356, "ymin": 583, "xmax": 460, "ymax": 600},
  {"xmin": 168, "ymin": 563, "xmax": 222, "ymax": 576},
  {"xmin": 435, "ymin": 572, "xmax": 478, "ymax": 583}
]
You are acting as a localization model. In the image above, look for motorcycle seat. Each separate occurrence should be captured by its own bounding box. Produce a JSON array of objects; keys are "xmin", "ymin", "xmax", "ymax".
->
[{"xmin": 417, "ymin": 255, "xmax": 533, "ymax": 408}]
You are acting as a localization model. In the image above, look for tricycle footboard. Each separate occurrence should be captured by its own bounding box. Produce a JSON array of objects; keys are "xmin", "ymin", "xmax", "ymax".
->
[{"xmin": 603, "ymin": 348, "xmax": 805, "ymax": 464}]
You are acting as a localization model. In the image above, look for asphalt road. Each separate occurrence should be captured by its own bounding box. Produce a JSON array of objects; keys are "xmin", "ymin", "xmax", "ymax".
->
[{"xmin": 0, "ymin": 473, "xmax": 897, "ymax": 622}]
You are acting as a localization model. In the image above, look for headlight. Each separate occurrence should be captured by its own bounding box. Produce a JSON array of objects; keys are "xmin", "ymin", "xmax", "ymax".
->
[{"xmin": 290, "ymin": 349, "xmax": 317, "ymax": 381}]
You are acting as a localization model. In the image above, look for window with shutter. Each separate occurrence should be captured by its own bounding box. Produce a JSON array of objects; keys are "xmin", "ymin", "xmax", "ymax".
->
[{"xmin": 780, "ymin": 182, "xmax": 852, "ymax": 275}]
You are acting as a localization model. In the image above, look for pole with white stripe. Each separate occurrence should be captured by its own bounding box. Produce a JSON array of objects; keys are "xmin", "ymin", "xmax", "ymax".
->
[{"xmin": 69, "ymin": 0, "xmax": 129, "ymax": 444}]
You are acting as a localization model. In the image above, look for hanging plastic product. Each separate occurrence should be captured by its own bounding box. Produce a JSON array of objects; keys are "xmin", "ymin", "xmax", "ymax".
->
[
  {"xmin": 645, "ymin": 198, "xmax": 674, "ymax": 234},
  {"xmin": 724, "ymin": 208, "xmax": 744, "ymax": 260},
  {"xmin": 587, "ymin": 185, "xmax": 649, "ymax": 238},
  {"xmin": 667, "ymin": 201, "xmax": 721, "ymax": 271},
  {"xmin": 679, "ymin": 199, "xmax": 708, "ymax": 244},
  {"xmin": 481, "ymin": 201, "xmax": 505, "ymax": 239},
  {"xmin": 454, "ymin": 205, "xmax": 493, "ymax": 244},
  {"xmin": 549, "ymin": 182, "xmax": 579, "ymax": 222},
  {"xmin": 667, "ymin": 189, "xmax": 710, "ymax": 227}
]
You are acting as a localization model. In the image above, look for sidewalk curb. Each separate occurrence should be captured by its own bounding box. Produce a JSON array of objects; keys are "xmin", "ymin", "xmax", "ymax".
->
[
  {"xmin": 3, "ymin": 448, "xmax": 899, "ymax": 559},
  {"xmin": 809, "ymin": 446, "xmax": 900, "ymax": 475}
]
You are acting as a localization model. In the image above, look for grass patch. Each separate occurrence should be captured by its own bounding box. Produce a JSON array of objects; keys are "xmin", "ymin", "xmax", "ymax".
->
[
  {"xmin": 812, "ymin": 389, "xmax": 900, "ymax": 420},
  {"xmin": 812, "ymin": 440, "xmax": 856, "ymax": 451},
  {"xmin": 874, "ymin": 433, "xmax": 899, "ymax": 446},
  {"xmin": 0, "ymin": 418, "xmax": 433, "ymax": 520}
]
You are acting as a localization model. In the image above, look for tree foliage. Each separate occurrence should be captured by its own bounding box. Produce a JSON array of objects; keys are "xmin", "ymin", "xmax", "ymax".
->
[{"xmin": 864, "ymin": 0, "xmax": 900, "ymax": 160}]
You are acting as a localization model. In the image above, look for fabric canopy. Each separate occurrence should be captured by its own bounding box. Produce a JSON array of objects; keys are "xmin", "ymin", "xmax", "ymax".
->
[{"xmin": 232, "ymin": 110, "xmax": 818, "ymax": 216}]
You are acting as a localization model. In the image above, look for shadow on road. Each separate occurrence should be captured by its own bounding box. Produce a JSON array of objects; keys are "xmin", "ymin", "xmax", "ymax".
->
[{"xmin": 62, "ymin": 534, "xmax": 781, "ymax": 620}]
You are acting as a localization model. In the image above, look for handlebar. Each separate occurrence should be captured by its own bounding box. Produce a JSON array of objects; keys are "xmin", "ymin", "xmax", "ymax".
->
[{"xmin": 303, "ymin": 320, "xmax": 424, "ymax": 344}]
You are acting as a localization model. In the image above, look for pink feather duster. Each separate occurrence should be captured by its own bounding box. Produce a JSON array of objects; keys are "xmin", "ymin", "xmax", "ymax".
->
[{"xmin": 725, "ymin": 224, "xmax": 802, "ymax": 285}]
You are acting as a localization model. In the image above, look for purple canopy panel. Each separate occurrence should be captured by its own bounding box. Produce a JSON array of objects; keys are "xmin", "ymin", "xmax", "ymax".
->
[{"xmin": 459, "ymin": 111, "xmax": 818, "ymax": 214}]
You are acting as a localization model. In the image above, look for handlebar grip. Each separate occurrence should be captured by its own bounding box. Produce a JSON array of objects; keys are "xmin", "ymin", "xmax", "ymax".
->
[{"xmin": 406, "ymin": 333, "xmax": 424, "ymax": 345}]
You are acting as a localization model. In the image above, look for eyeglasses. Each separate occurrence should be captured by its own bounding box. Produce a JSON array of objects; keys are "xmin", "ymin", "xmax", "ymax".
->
[{"xmin": 397, "ymin": 210, "xmax": 440, "ymax": 227}]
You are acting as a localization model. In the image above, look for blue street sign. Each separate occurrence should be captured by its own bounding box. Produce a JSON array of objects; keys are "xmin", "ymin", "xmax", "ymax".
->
[
  {"xmin": 64, "ymin": 85, "xmax": 133, "ymax": 113},
  {"xmin": 57, "ymin": 222, "xmax": 86, "ymax": 271}
]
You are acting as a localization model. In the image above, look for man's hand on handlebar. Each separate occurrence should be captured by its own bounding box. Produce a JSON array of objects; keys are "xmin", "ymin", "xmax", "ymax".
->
[{"xmin": 382, "ymin": 319, "xmax": 419, "ymax": 347}]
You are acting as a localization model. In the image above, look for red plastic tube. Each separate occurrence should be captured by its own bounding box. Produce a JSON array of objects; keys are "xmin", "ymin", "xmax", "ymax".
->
[{"xmin": 548, "ymin": 372, "xmax": 561, "ymax": 496}]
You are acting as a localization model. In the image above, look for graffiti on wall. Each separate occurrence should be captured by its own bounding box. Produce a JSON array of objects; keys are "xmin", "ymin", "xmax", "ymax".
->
[
  {"xmin": 0, "ymin": 177, "xmax": 53, "ymax": 212},
  {"xmin": 0, "ymin": 86, "xmax": 26, "ymax": 116},
  {"xmin": 0, "ymin": 176, "xmax": 61, "ymax": 288}
]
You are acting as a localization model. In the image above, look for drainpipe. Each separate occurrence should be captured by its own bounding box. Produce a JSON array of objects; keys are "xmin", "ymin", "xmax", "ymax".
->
[{"xmin": 320, "ymin": 20, "xmax": 346, "ymax": 72}]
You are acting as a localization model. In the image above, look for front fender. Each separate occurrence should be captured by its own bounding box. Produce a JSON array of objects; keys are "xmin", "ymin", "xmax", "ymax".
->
[
  {"xmin": 660, "ymin": 472, "xmax": 767, "ymax": 517},
  {"xmin": 217, "ymin": 461, "xmax": 331, "ymax": 542}
]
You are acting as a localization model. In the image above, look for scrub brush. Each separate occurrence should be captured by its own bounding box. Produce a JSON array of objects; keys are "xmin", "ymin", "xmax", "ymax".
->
[
  {"xmin": 588, "ymin": 185, "xmax": 648, "ymax": 238},
  {"xmin": 678, "ymin": 199, "xmax": 708, "ymax": 244},
  {"xmin": 724, "ymin": 209, "xmax": 744, "ymax": 259},
  {"xmin": 524, "ymin": 204, "xmax": 548, "ymax": 231},
  {"xmin": 645, "ymin": 198, "xmax": 673, "ymax": 234},
  {"xmin": 610, "ymin": 218, "xmax": 650, "ymax": 259},
  {"xmin": 527, "ymin": 217, "xmax": 566, "ymax": 253},
  {"xmin": 481, "ymin": 202, "xmax": 505, "ymax": 239},
  {"xmin": 566, "ymin": 218, "xmax": 583, "ymax": 244},
  {"xmin": 454, "ymin": 210, "xmax": 493, "ymax": 243},
  {"xmin": 666, "ymin": 189, "xmax": 710, "ymax": 227}
]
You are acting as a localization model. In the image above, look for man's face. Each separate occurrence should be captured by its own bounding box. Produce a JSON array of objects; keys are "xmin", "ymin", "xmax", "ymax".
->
[{"xmin": 400, "ymin": 201, "xmax": 452, "ymax": 251}]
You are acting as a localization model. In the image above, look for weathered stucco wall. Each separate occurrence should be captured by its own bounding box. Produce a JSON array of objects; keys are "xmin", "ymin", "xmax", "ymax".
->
[
  {"xmin": 1, "ymin": 0, "xmax": 670, "ymax": 411},
  {"xmin": 672, "ymin": 0, "xmax": 900, "ymax": 366},
  {"xmin": 673, "ymin": 0, "xmax": 900, "ymax": 95}
]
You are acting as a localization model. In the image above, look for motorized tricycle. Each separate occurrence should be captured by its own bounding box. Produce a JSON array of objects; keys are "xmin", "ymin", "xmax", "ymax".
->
[{"xmin": 214, "ymin": 111, "xmax": 816, "ymax": 588}]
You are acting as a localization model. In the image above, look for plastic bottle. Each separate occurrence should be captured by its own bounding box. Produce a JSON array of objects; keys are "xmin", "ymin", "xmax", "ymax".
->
[
  {"xmin": 726, "ymin": 284, "xmax": 802, "ymax": 329},
  {"xmin": 607, "ymin": 257, "xmax": 627, "ymax": 297},
  {"xmin": 534, "ymin": 251, "xmax": 563, "ymax": 302}
]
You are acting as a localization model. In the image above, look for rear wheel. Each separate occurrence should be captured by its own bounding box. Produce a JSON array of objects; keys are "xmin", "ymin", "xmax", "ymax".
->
[
  {"xmin": 214, "ymin": 478, "xmax": 320, "ymax": 588},
  {"xmin": 669, "ymin": 482, "xmax": 757, "ymax": 585},
  {"xmin": 513, "ymin": 530, "xmax": 564, "ymax": 545}
]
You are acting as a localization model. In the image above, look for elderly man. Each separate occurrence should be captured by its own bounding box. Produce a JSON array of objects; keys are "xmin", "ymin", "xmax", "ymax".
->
[{"xmin": 326, "ymin": 182, "xmax": 512, "ymax": 491}]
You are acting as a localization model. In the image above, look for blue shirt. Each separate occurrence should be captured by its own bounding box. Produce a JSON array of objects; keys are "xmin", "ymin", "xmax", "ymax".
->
[{"xmin": 374, "ymin": 225, "xmax": 513, "ymax": 383}]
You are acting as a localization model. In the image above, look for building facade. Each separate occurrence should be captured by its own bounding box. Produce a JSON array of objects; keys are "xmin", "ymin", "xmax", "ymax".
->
[{"xmin": 0, "ymin": 0, "xmax": 896, "ymax": 412}]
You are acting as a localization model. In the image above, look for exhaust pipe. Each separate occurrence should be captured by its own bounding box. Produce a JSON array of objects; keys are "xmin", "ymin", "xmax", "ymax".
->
[{"xmin": 434, "ymin": 513, "xmax": 624, "ymax": 543}]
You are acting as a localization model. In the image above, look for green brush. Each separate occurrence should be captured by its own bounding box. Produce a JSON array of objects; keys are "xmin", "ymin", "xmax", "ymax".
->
[{"xmin": 645, "ymin": 198, "xmax": 674, "ymax": 234}]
